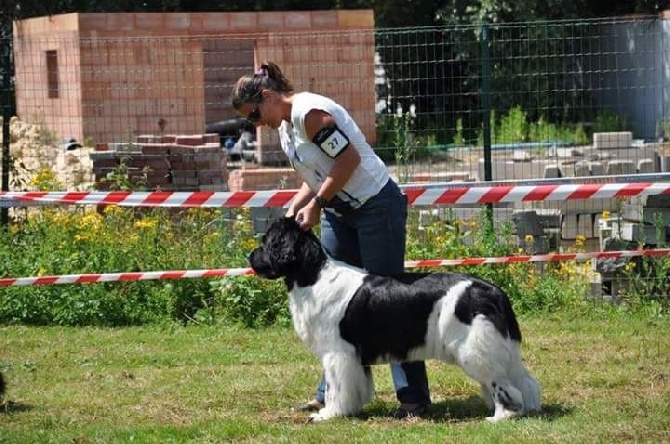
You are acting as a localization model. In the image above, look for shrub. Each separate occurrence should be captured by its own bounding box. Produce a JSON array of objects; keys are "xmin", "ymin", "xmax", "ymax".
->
[
  {"xmin": 0, "ymin": 205, "xmax": 662, "ymax": 327},
  {"xmin": 406, "ymin": 208, "xmax": 592, "ymax": 314},
  {"xmin": 209, "ymin": 277, "xmax": 290, "ymax": 328}
]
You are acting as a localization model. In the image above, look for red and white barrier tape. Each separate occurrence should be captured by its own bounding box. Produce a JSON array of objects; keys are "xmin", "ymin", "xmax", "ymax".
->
[
  {"xmin": 0, "ymin": 267, "xmax": 255, "ymax": 287},
  {"xmin": 1, "ymin": 182, "xmax": 669, "ymax": 208},
  {"xmin": 403, "ymin": 248, "xmax": 670, "ymax": 267},
  {"xmin": 1, "ymin": 248, "xmax": 668, "ymax": 287}
]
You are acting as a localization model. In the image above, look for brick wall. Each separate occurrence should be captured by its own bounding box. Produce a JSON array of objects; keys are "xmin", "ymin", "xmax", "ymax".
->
[
  {"xmin": 90, "ymin": 133, "xmax": 227, "ymax": 191},
  {"xmin": 13, "ymin": 11, "xmax": 376, "ymax": 167}
]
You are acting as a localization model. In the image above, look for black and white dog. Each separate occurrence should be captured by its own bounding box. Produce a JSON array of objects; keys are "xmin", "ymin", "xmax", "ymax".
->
[{"xmin": 248, "ymin": 217, "xmax": 541, "ymax": 422}]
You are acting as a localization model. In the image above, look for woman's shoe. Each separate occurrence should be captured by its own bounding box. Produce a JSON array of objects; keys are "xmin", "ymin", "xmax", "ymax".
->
[
  {"xmin": 392, "ymin": 403, "xmax": 428, "ymax": 419},
  {"xmin": 291, "ymin": 399, "xmax": 324, "ymax": 413}
]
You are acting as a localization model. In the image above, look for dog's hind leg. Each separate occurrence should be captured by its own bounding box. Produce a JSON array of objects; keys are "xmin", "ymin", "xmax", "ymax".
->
[
  {"xmin": 461, "ymin": 360, "xmax": 524, "ymax": 422},
  {"xmin": 480, "ymin": 382, "xmax": 495, "ymax": 411},
  {"xmin": 310, "ymin": 352, "xmax": 369, "ymax": 422},
  {"xmin": 507, "ymin": 347, "xmax": 542, "ymax": 415},
  {"xmin": 454, "ymin": 320, "xmax": 525, "ymax": 422},
  {"xmin": 488, "ymin": 379, "xmax": 524, "ymax": 422},
  {"xmin": 519, "ymin": 369, "xmax": 542, "ymax": 414}
]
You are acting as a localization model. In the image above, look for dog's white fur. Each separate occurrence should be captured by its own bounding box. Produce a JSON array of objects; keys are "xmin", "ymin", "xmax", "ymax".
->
[{"xmin": 249, "ymin": 218, "xmax": 541, "ymax": 422}]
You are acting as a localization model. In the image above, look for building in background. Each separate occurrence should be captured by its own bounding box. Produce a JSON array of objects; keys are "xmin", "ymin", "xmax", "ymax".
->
[{"xmin": 12, "ymin": 11, "xmax": 376, "ymax": 164}]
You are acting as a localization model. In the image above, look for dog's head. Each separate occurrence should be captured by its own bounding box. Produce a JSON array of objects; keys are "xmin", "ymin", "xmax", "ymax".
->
[{"xmin": 248, "ymin": 217, "xmax": 326, "ymax": 288}]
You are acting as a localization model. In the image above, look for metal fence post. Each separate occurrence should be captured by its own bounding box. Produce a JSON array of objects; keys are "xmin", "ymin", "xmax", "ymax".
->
[
  {"xmin": 480, "ymin": 22, "xmax": 494, "ymax": 233},
  {"xmin": 1, "ymin": 23, "xmax": 14, "ymax": 228}
]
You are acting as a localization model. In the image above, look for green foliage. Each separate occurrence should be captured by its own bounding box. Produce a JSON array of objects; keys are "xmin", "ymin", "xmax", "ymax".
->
[
  {"xmin": 100, "ymin": 156, "xmax": 150, "ymax": 191},
  {"xmin": 210, "ymin": 276, "xmax": 290, "ymax": 328},
  {"xmin": 475, "ymin": 105, "xmax": 623, "ymax": 146},
  {"xmin": 657, "ymin": 118, "xmax": 670, "ymax": 140},
  {"xmin": 407, "ymin": 208, "xmax": 593, "ymax": 313},
  {"xmin": 0, "ymin": 205, "xmax": 665, "ymax": 327},
  {"xmin": 617, "ymin": 213, "xmax": 670, "ymax": 314},
  {"xmin": 392, "ymin": 112, "xmax": 420, "ymax": 184},
  {"xmin": 376, "ymin": 111, "xmax": 435, "ymax": 174},
  {"xmin": 593, "ymin": 108, "xmax": 628, "ymax": 133},
  {"xmin": 28, "ymin": 167, "xmax": 63, "ymax": 191},
  {"xmin": 453, "ymin": 117, "xmax": 466, "ymax": 146},
  {"xmin": 618, "ymin": 257, "xmax": 670, "ymax": 316},
  {"xmin": 494, "ymin": 106, "xmax": 529, "ymax": 143},
  {"xmin": 0, "ymin": 207, "xmax": 272, "ymax": 326}
]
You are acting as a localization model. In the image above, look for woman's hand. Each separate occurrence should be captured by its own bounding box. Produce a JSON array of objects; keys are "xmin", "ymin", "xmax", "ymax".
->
[{"xmin": 295, "ymin": 200, "xmax": 321, "ymax": 230}]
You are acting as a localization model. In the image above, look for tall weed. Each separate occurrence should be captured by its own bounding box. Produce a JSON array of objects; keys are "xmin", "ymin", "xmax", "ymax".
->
[{"xmin": 0, "ymin": 205, "xmax": 661, "ymax": 327}]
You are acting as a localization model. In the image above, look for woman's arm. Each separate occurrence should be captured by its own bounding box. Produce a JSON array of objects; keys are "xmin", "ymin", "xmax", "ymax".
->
[
  {"xmin": 285, "ymin": 181, "xmax": 314, "ymax": 218},
  {"xmin": 295, "ymin": 109, "xmax": 361, "ymax": 229}
]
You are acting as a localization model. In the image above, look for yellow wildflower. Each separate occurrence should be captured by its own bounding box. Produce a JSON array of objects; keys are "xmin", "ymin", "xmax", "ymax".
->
[{"xmin": 133, "ymin": 219, "xmax": 158, "ymax": 230}]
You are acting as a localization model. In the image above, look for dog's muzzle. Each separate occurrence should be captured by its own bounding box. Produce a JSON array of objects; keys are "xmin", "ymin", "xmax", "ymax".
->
[{"xmin": 248, "ymin": 247, "xmax": 279, "ymax": 279}]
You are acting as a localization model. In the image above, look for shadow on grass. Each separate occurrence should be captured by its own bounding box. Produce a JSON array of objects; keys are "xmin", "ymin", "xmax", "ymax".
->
[
  {"xmin": 1, "ymin": 400, "xmax": 34, "ymax": 415},
  {"xmin": 356, "ymin": 397, "xmax": 571, "ymax": 423}
]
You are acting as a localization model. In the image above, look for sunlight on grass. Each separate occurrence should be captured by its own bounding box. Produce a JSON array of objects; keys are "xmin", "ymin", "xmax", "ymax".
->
[{"xmin": 1, "ymin": 310, "xmax": 668, "ymax": 443}]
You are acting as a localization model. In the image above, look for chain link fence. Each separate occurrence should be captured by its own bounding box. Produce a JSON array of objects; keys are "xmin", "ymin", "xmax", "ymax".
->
[{"xmin": 1, "ymin": 13, "xmax": 669, "ymax": 255}]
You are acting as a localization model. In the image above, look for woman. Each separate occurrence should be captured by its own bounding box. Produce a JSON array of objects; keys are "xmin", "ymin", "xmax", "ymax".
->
[{"xmin": 231, "ymin": 62, "xmax": 430, "ymax": 418}]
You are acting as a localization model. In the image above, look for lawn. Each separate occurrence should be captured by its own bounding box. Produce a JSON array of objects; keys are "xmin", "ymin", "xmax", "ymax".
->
[{"xmin": 1, "ymin": 309, "xmax": 668, "ymax": 443}]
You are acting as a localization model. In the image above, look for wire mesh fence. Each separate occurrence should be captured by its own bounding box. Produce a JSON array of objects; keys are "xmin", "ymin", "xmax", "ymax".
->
[{"xmin": 1, "ymin": 12, "xmax": 669, "ymax": 255}]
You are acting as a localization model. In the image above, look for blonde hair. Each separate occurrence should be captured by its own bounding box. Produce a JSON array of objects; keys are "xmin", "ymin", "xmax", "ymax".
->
[{"xmin": 231, "ymin": 61, "xmax": 294, "ymax": 110}]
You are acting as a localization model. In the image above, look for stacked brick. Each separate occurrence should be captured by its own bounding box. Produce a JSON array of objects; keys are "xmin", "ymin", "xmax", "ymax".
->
[
  {"xmin": 227, "ymin": 167, "xmax": 300, "ymax": 192},
  {"xmin": 90, "ymin": 133, "xmax": 227, "ymax": 191}
]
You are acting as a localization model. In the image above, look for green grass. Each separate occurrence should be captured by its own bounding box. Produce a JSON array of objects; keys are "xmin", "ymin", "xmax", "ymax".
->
[{"xmin": 1, "ymin": 309, "xmax": 669, "ymax": 443}]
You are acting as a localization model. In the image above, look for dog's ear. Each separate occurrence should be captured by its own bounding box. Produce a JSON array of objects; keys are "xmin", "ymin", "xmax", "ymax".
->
[{"xmin": 264, "ymin": 217, "xmax": 303, "ymax": 272}]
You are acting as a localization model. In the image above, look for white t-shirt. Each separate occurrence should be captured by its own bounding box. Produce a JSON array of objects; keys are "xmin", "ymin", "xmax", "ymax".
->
[{"xmin": 279, "ymin": 92, "xmax": 388, "ymax": 213}]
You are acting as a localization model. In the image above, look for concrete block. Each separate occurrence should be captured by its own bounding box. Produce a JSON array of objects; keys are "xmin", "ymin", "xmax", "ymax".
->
[
  {"xmin": 562, "ymin": 198, "xmax": 617, "ymax": 214},
  {"xmin": 637, "ymin": 158, "xmax": 656, "ymax": 174},
  {"xmin": 577, "ymin": 213, "xmax": 594, "ymax": 238},
  {"xmin": 593, "ymin": 131, "xmax": 633, "ymax": 149},
  {"xmin": 544, "ymin": 165, "xmax": 562, "ymax": 178},
  {"xmin": 513, "ymin": 150, "xmax": 533, "ymax": 161},
  {"xmin": 512, "ymin": 210, "xmax": 545, "ymax": 236},
  {"xmin": 589, "ymin": 161, "xmax": 605, "ymax": 176},
  {"xmin": 140, "ymin": 143, "xmax": 171, "ymax": 155},
  {"xmin": 535, "ymin": 209, "xmax": 562, "ymax": 229},
  {"xmin": 659, "ymin": 155, "xmax": 670, "ymax": 172},
  {"xmin": 606, "ymin": 160, "xmax": 636, "ymax": 175},
  {"xmin": 574, "ymin": 161, "xmax": 591, "ymax": 177},
  {"xmin": 621, "ymin": 204, "xmax": 670, "ymax": 226},
  {"xmin": 646, "ymin": 194, "xmax": 670, "ymax": 208},
  {"xmin": 562, "ymin": 213, "xmax": 595, "ymax": 239},
  {"xmin": 549, "ymin": 146, "xmax": 583, "ymax": 157},
  {"xmin": 561, "ymin": 214, "xmax": 578, "ymax": 240},
  {"xmin": 227, "ymin": 167, "xmax": 300, "ymax": 191},
  {"xmin": 611, "ymin": 220, "xmax": 665, "ymax": 244}
]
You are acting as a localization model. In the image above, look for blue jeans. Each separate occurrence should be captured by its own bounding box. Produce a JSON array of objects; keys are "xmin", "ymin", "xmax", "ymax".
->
[{"xmin": 313, "ymin": 179, "xmax": 431, "ymax": 406}]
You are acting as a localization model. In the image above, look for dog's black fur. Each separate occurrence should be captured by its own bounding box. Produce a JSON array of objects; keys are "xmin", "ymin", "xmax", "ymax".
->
[{"xmin": 340, "ymin": 273, "xmax": 522, "ymax": 365}]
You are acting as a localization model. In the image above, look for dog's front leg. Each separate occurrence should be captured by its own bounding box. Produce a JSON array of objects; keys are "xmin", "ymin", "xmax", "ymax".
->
[{"xmin": 309, "ymin": 351, "xmax": 368, "ymax": 422}]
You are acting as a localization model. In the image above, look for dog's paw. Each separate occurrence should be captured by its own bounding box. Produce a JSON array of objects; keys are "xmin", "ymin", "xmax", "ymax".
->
[
  {"xmin": 486, "ymin": 409, "xmax": 521, "ymax": 423},
  {"xmin": 308, "ymin": 412, "xmax": 328, "ymax": 423}
]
